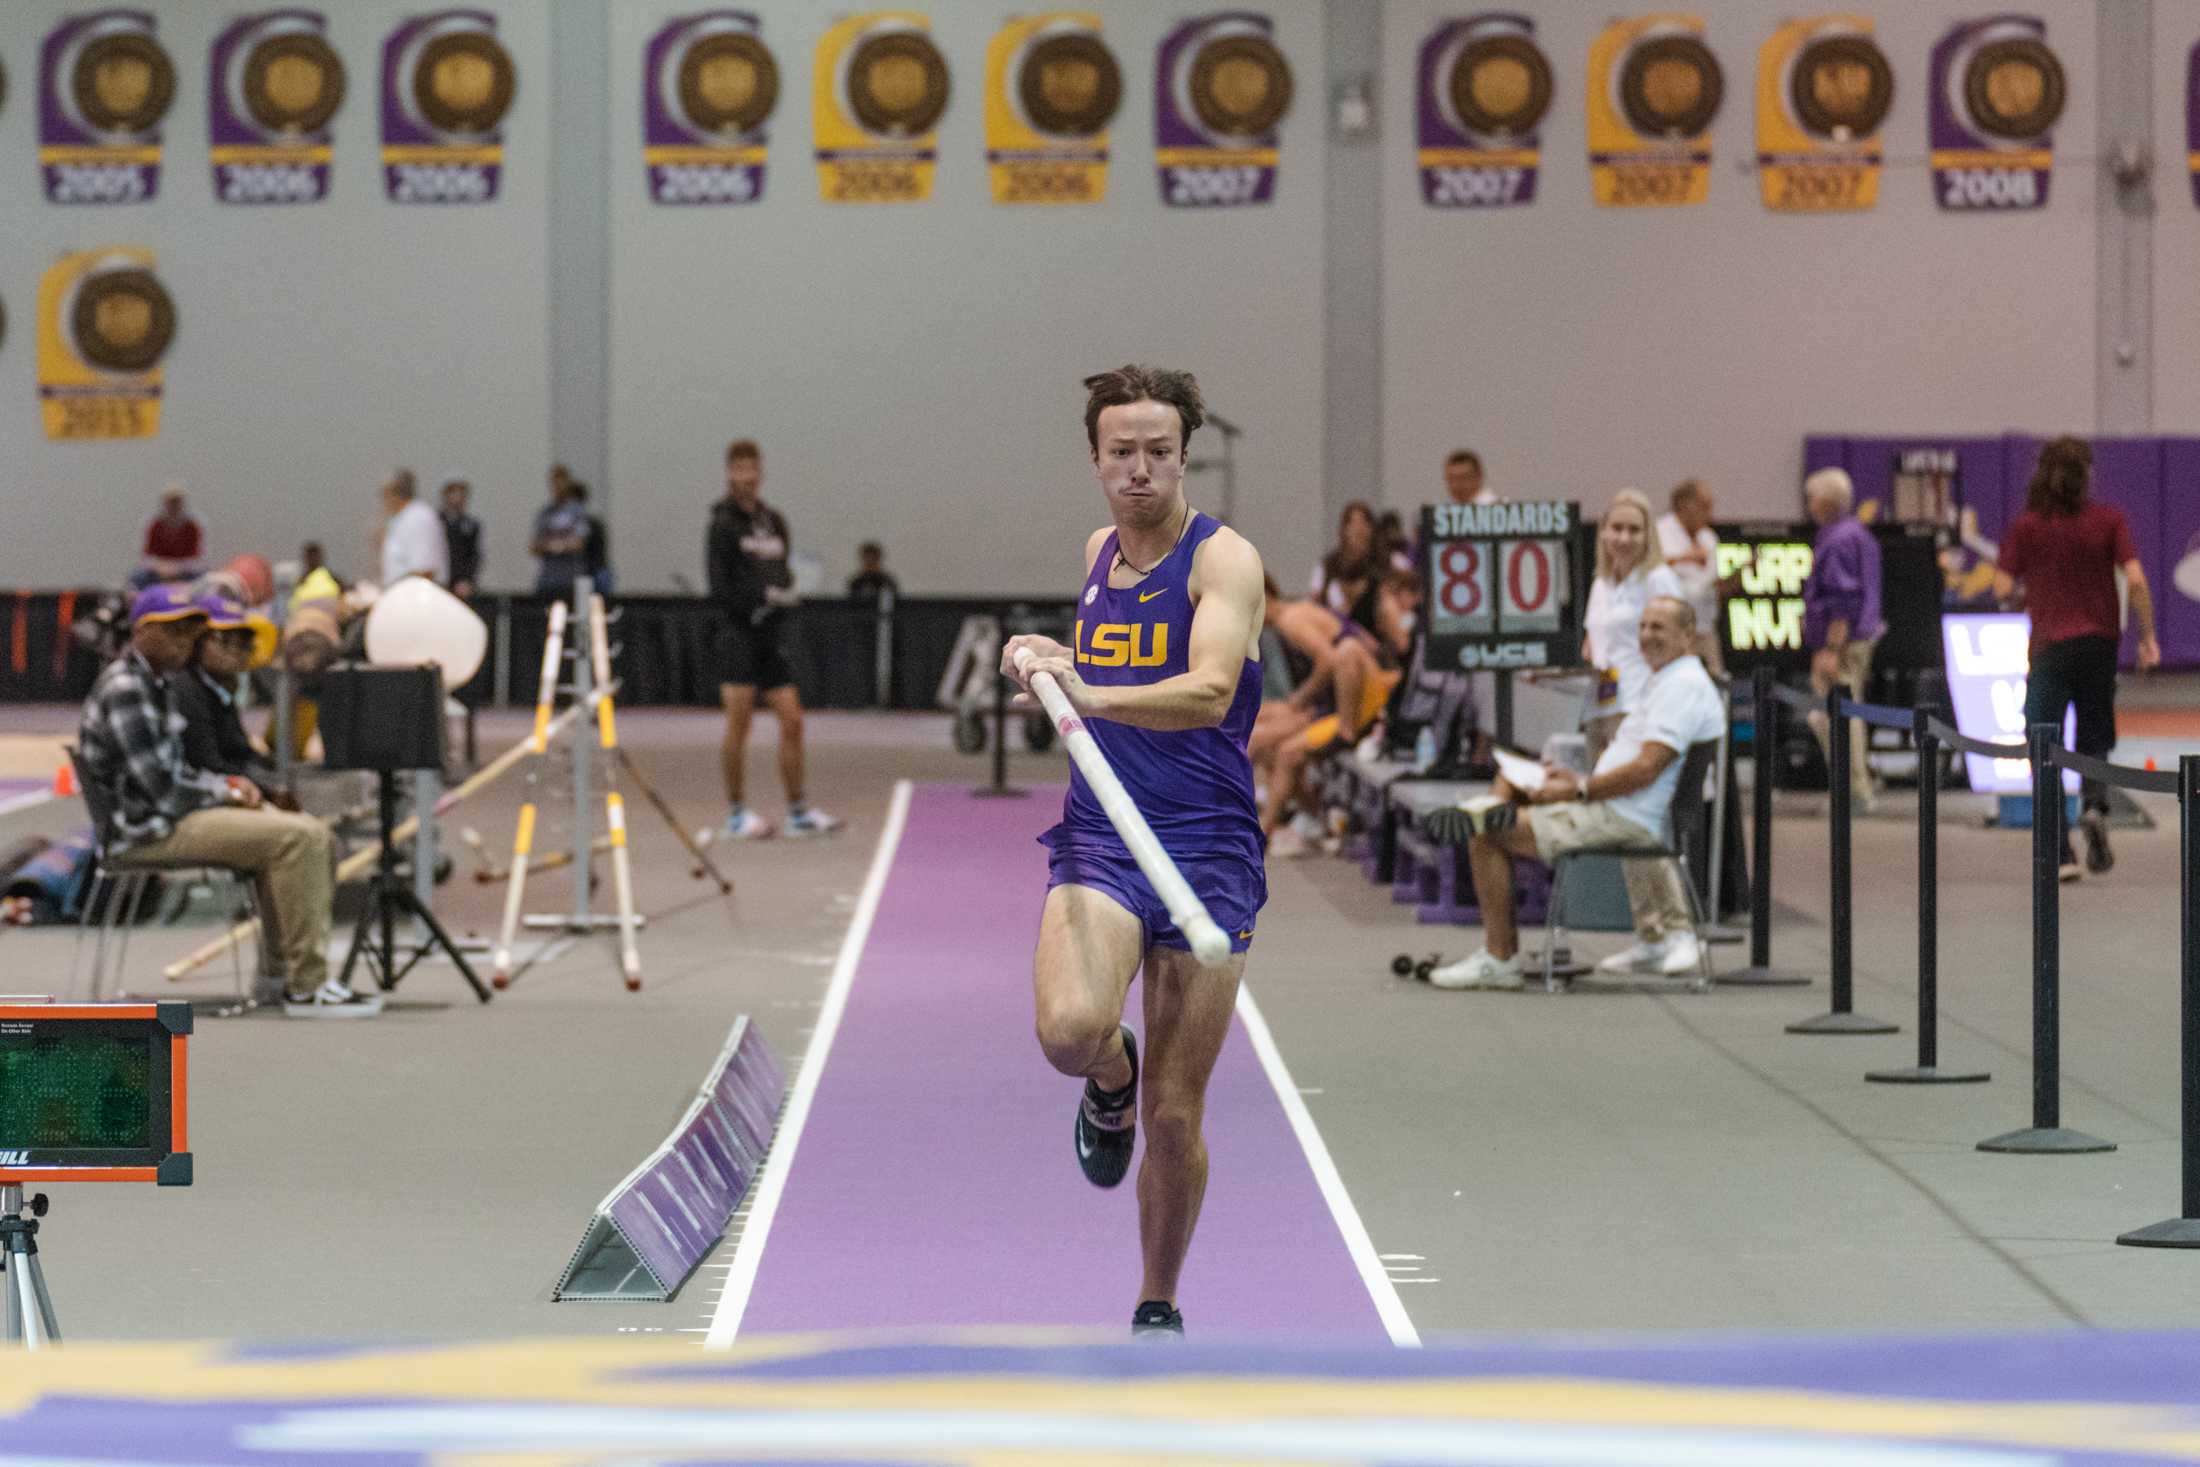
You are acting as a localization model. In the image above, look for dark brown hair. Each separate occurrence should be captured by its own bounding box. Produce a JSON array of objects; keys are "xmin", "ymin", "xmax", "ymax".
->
[
  {"xmin": 2026, "ymin": 435, "xmax": 2090, "ymax": 517},
  {"xmin": 726, "ymin": 438, "xmax": 760, "ymax": 464},
  {"xmin": 1446, "ymin": 448, "xmax": 1481, "ymax": 471},
  {"xmin": 1082, "ymin": 365, "xmax": 1204, "ymax": 454}
]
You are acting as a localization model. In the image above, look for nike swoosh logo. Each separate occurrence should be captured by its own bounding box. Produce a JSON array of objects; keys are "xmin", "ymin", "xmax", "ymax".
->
[
  {"xmin": 1237, "ymin": 930, "xmax": 1254, "ymax": 940},
  {"xmin": 1138, "ymin": 587, "xmax": 1169, "ymax": 602}
]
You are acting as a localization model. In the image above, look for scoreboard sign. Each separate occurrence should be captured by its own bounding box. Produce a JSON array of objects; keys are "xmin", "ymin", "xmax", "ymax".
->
[
  {"xmin": 1713, "ymin": 520, "xmax": 1814, "ymax": 674},
  {"xmin": 0, "ymin": 1001, "xmax": 191, "ymax": 1185},
  {"xmin": 1419, "ymin": 501, "xmax": 1581, "ymax": 670}
]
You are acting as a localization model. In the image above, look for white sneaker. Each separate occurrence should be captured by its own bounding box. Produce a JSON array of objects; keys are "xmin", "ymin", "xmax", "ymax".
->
[
  {"xmin": 785, "ymin": 805, "xmax": 842, "ymax": 837},
  {"xmin": 284, "ymin": 980, "xmax": 384, "ymax": 1019},
  {"xmin": 1267, "ymin": 826, "xmax": 1312, "ymax": 858},
  {"xmin": 1596, "ymin": 939, "xmax": 1671, "ymax": 975},
  {"xmin": 1657, "ymin": 931, "xmax": 1703, "ymax": 976},
  {"xmin": 1426, "ymin": 949, "xmax": 1524, "ymax": 990},
  {"xmin": 722, "ymin": 808, "xmax": 775, "ymax": 840},
  {"xmin": 1288, "ymin": 811, "xmax": 1326, "ymax": 842}
]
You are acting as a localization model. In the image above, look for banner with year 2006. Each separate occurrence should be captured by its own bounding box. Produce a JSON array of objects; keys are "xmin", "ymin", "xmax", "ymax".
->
[
  {"xmin": 1928, "ymin": 15, "xmax": 2063, "ymax": 212},
  {"xmin": 644, "ymin": 11, "xmax": 778, "ymax": 205},
  {"xmin": 209, "ymin": 10, "xmax": 345, "ymax": 205},
  {"xmin": 1155, "ymin": 13, "xmax": 1292, "ymax": 208},
  {"xmin": 1416, "ymin": 13, "xmax": 1551, "ymax": 209},
  {"xmin": 380, "ymin": 9, "xmax": 517, "ymax": 204},
  {"xmin": 1419, "ymin": 501, "xmax": 1582, "ymax": 672}
]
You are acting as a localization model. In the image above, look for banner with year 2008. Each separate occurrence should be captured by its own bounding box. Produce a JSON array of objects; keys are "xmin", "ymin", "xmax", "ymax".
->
[
  {"xmin": 210, "ymin": 10, "xmax": 345, "ymax": 205},
  {"xmin": 1419, "ymin": 501, "xmax": 1581, "ymax": 672},
  {"xmin": 40, "ymin": 9, "xmax": 176, "ymax": 204},
  {"xmin": 380, "ymin": 9, "xmax": 517, "ymax": 204},
  {"xmin": 1155, "ymin": 13, "xmax": 1293, "ymax": 208},
  {"xmin": 1416, "ymin": 14, "xmax": 1551, "ymax": 209},
  {"xmin": 1929, "ymin": 15, "xmax": 2063, "ymax": 212}
]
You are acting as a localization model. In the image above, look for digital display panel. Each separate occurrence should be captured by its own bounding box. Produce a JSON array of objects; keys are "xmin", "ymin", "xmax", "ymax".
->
[
  {"xmin": 1940, "ymin": 612, "xmax": 2079, "ymax": 796},
  {"xmin": 1419, "ymin": 502, "xmax": 1583, "ymax": 671},
  {"xmin": 1714, "ymin": 521, "xmax": 1814, "ymax": 673},
  {"xmin": 0, "ymin": 1003, "xmax": 190, "ymax": 1184}
]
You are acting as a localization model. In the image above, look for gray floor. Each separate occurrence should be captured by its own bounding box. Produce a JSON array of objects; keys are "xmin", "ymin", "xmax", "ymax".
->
[{"xmin": 3, "ymin": 706, "xmax": 2196, "ymax": 1341}]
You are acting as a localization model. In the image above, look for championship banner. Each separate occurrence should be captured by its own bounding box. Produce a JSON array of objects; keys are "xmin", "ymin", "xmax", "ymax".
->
[
  {"xmin": 644, "ymin": 10, "xmax": 777, "ymax": 205},
  {"xmin": 1155, "ymin": 13, "xmax": 1292, "ymax": 208},
  {"xmin": 380, "ymin": 9, "xmax": 516, "ymax": 204},
  {"xmin": 1755, "ymin": 15, "xmax": 1891, "ymax": 213},
  {"xmin": 1415, "ymin": 14, "xmax": 1550, "ymax": 209},
  {"xmin": 39, "ymin": 10, "xmax": 175, "ymax": 204},
  {"xmin": 813, "ymin": 11, "xmax": 949, "ymax": 203},
  {"xmin": 1419, "ymin": 501, "xmax": 1582, "ymax": 671},
  {"xmin": 37, "ymin": 248, "xmax": 173, "ymax": 442},
  {"xmin": 1586, "ymin": 14, "xmax": 1722, "ymax": 207},
  {"xmin": 1928, "ymin": 15, "xmax": 2062, "ymax": 212},
  {"xmin": 984, "ymin": 12, "xmax": 1120, "ymax": 204},
  {"xmin": 209, "ymin": 10, "xmax": 345, "ymax": 205}
]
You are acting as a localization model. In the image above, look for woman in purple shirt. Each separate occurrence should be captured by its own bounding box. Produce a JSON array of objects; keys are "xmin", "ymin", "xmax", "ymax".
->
[{"xmin": 1801, "ymin": 467, "xmax": 1883, "ymax": 807}]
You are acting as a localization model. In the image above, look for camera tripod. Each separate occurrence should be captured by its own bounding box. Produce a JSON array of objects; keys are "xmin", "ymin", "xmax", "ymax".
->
[
  {"xmin": 2, "ymin": 1184, "xmax": 61, "ymax": 1349},
  {"xmin": 339, "ymin": 769, "xmax": 492, "ymax": 1002}
]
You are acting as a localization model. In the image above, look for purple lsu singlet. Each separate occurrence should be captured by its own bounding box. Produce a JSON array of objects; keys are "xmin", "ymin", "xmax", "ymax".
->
[{"xmin": 1043, "ymin": 512, "xmax": 1266, "ymax": 877}]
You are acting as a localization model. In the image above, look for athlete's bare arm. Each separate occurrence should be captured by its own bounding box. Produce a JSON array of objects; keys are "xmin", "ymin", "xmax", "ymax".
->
[
  {"xmin": 1012, "ymin": 527, "xmax": 1264, "ymax": 732},
  {"xmin": 1273, "ymin": 600, "xmax": 1343, "ymax": 712}
]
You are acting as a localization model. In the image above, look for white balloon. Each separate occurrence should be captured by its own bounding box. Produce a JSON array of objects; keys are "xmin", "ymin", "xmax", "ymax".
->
[{"xmin": 364, "ymin": 578, "xmax": 488, "ymax": 687}]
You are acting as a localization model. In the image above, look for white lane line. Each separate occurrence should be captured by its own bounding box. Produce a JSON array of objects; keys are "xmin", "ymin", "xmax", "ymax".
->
[
  {"xmin": 1234, "ymin": 985, "xmax": 1422, "ymax": 1348},
  {"xmin": 0, "ymin": 790, "xmax": 54, "ymax": 818},
  {"xmin": 704, "ymin": 779, "xmax": 911, "ymax": 1349},
  {"xmin": 1379, "ymin": 1253, "xmax": 1425, "ymax": 1261}
]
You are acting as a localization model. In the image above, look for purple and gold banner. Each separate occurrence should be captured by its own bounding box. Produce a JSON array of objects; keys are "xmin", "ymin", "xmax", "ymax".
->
[
  {"xmin": 812, "ymin": 11, "xmax": 948, "ymax": 203},
  {"xmin": 209, "ymin": 10, "xmax": 343, "ymax": 205},
  {"xmin": 984, "ymin": 12, "xmax": 1119, "ymax": 205},
  {"xmin": 1415, "ymin": 14, "xmax": 1549, "ymax": 209},
  {"xmin": 1928, "ymin": 15, "xmax": 2061, "ymax": 212},
  {"xmin": 380, "ymin": 9, "xmax": 515, "ymax": 204},
  {"xmin": 37, "ymin": 247, "xmax": 172, "ymax": 442},
  {"xmin": 1155, "ymin": 13, "xmax": 1291, "ymax": 208},
  {"xmin": 1585, "ymin": 14, "xmax": 1721, "ymax": 208},
  {"xmin": 1755, "ymin": 15, "xmax": 1889, "ymax": 213},
  {"xmin": 39, "ymin": 10, "xmax": 174, "ymax": 204},
  {"xmin": 644, "ymin": 10, "xmax": 775, "ymax": 205}
]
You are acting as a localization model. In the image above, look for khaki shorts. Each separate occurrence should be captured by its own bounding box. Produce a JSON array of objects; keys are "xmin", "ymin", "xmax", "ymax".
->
[{"xmin": 1525, "ymin": 800, "xmax": 1664, "ymax": 858}]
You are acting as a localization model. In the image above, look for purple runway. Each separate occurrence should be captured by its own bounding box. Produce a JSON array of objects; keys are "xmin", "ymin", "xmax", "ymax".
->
[{"xmin": 723, "ymin": 782, "xmax": 1402, "ymax": 1342}]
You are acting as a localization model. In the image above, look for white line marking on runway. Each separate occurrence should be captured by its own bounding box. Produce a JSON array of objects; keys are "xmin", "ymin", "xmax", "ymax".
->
[
  {"xmin": 1235, "ymin": 986, "xmax": 1422, "ymax": 1348},
  {"xmin": 1379, "ymin": 1254, "xmax": 1425, "ymax": 1261},
  {"xmin": 704, "ymin": 779, "xmax": 912, "ymax": 1350},
  {"xmin": 0, "ymin": 790, "xmax": 53, "ymax": 818}
]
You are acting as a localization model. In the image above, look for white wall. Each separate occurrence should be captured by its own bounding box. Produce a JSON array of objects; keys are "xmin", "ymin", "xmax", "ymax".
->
[
  {"xmin": 0, "ymin": 0, "xmax": 553, "ymax": 592},
  {"xmin": 603, "ymin": 0, "xmax": 1329, "ymax": 597},
  {"xmin": 2156, "ymin": 1, "xmax": 2200, "ymax": 430},
  {"xmin": 1378, "ymin": 0, "xmax": 2102, "ymax": 523}
]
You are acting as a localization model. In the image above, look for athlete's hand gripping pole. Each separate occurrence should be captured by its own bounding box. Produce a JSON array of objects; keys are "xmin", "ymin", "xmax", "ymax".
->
[{"xmin": 1013, "ymin": 647, "xmax": 1232, "ymax": 968}]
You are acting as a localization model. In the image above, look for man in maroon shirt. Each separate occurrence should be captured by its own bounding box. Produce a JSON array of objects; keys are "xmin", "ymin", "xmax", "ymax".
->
[
  {"xmin": 1996, "ymin": 436, "xmax": 2160, "ymax": 878},
  {"xmin": 137, "ymin": 484, "xmax": 205, "ymax": 587}
]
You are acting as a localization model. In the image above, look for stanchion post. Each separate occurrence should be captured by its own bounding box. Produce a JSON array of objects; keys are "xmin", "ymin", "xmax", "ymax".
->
[
  {"xmin": 1980, "ymin": 724, "xmax": 2113, "ymax": 1153},
  {"xmin": 1718, "ymin": 667, "xmax": 1812, "ymax": 987},
  {"xmin": 1788, "ymin": 690, "xmax": 1896, "ymax": 1034},
  {"xmin": 2119, "ymin": 754, "xmax": 2200, "ymax": 1244},
  {"xmin": 973, "ymin": 607, "xmax": 1029, "ymax": 800},
  {"xmin": 1868, "ymin": 713, "xmax": 1987, "ymax": 1083}
]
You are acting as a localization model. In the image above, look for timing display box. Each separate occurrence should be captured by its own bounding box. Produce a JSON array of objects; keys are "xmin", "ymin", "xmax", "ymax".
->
[
  {"xmin": 1714, "ymin": 520, "xmax": 1815, "ymax": 674},
  {"xmin": 0, "ymin": 1002, "xmax": 191, "ymax": 1185},
  {"xmin": 1419, "ymin": 501, "xmax": 1585, "ymax": 670}
]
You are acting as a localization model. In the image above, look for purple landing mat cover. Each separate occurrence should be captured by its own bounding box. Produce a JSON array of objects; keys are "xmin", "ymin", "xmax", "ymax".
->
[
  {"xmin": 739, "ymin": 782, "xmax": 1389, "ymax": 1337},
  {"xmin": 554, "ymin": 1017, "xmax": 783, "ymax": 1301}
]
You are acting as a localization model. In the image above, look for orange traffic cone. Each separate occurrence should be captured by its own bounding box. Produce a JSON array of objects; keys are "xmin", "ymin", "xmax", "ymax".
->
[{"xmin": 52, "ymin": 761, "xmax": 75, "ymax": 797}]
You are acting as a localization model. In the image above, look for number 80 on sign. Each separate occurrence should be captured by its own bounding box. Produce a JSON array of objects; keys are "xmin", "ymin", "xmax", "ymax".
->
[{"xmin": 1434, "ymin": 537, "xmax": 1563, "ymax": 635}]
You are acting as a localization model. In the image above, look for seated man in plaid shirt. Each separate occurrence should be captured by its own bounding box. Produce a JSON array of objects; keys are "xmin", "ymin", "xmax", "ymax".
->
[{"xmin": 77, "ymin": 586, "xmax": 374, "ymax": 1018}]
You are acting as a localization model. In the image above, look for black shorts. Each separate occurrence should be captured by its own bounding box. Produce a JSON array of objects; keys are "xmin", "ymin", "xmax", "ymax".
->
[{"xmin": 716, "ymin": 614, "xmax": 796, "ymax": 692}]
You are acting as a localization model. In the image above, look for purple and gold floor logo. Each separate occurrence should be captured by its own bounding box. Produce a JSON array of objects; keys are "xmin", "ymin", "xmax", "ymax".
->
[
  {"xmin": 1756, "ymin": 16, "xmax": 1891, "ymax": 213},
  {"xmin": 39, "ymin": 10, "xmax": 175, "ymax": 204},
  {"xmin": 209, "ymin": 10, "xmax": 344, "ymax": 205},
  {"xmin": 381, "ymin": 9, "xmax": 515, "ymax": 204},
  {"xmin": 984, "ymin": 13, "xmax": 1121, "ymax": 205},
  {"xmin": 1586, "ymin": 14, "xmax": 1721, "ymax": 208},
  {"xmin": 36, "ymin": 248, "xmax": 171, "ymax": 441},
  {"xmin": 1156, "ymin": 13, "xmax": 1292, "ymax": 208},
  {"xmin": 813, "ymin": 11, "xmax": 949, "ymax": 203},
  {"xmin": 1416, "ymin": 14, "xmax": 1550, "ymax": 209},
  {"xmin": 1929, "ymin": 15, "xmax": 2062, "ymax": 211},
  {"xmin": 644, "ymin": 10, "xmax": 777, "ymax": 205}
]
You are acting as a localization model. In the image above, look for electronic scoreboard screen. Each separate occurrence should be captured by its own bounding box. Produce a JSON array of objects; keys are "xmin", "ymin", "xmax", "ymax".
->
[
  {"xmin": 1419, "ymin": 501, "xmax": 1584, "ymax": 671},
  {"xmin": 1714, "ymin": 521, "xmax": 1815, "ymax": 674},
  {"xmin": 0, "ymin": 1002, "xmax": 191, "ymax": 1184}
]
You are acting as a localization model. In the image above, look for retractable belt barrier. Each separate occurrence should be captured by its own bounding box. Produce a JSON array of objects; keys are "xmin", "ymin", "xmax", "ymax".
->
[{"xmin": 1717, "ymin": 670, "xmax": 1817, "ymax": 988}]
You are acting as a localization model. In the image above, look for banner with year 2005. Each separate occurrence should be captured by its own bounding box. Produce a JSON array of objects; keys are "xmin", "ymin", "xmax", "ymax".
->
[
  {"xmin": 1419, "ymin": 501, "xmax": 1581, "ymax": 672},
  {"xmin": 1155, "ymin": 13, "xmax": 1292, "ymax": 208},
  {"xmin": 1416, "ymin": 13, "xmax": 1551, "ymax": 209},
  {"xmin": 380, "ymin": 9, "xmax": 516, "ymax": 204},
  {"xmin": 1929, "ymin": 15, "xmax": 2063, "ymax": 212},
  {"xmin": 40, "ymin": 9, "xmax": 176, "ymax": 204}
]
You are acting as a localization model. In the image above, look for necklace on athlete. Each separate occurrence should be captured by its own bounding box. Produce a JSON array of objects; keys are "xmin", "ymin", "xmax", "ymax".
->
[{"xmin": 1115, "ymin": 502, "xmax": 1191, "ymax": 577}]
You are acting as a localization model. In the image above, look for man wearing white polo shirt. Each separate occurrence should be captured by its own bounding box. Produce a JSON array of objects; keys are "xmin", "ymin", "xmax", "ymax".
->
[
  {"xmin": 1656, "ymin": 479, "xmax": 1725, "ymax": 673},
  {"xmin": 1424, "ymin": 596, "xmax": 1725, "ymax": 989}
]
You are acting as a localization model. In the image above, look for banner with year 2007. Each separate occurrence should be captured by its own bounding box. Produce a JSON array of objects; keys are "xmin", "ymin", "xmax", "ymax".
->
[
  {"xmin": 1416, "ymin": 13, "xmax": 1551, "ymax": 209},
  {"xmin": 644, "ymin": 11, "xmax": 778, "ymax": 205},
  {"xmin": 1929, "ymin": 15, "xmax": 2064, "ymax": 212},
  {"xmin": 1419, "ymin": 501, "xmax": 1581, "ymax": 672},
  {"xmin": 1155, "ymin": 12, "xmax": 1293, "ymax": 208},
  {"xmin": 380, "ymin": 9, "xmax": 517, "ymax": 204},
  {"xmin": 1585, "ymin": 13, "xmax": 1722, "ymax": 208}
]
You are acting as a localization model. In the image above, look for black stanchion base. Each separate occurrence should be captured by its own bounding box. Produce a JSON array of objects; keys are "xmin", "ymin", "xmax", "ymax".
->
[
  {"xmin": 970, "ymin": 786, "xmax": 1031, "ymax": 800},
  {"xmin": 1715, "ymin": 965, "xmax": 1815, "ymax": 988},
  {"xmin": 2116, "ymin": 1218, "xmax": 2200, "ymax": 1248},
  {"xmin": 1525, "ymin": 948, "xmax": 1592, "ymax": 979},
  {"xmin": 1866, "ymin": 1064, "xmax": 1990, "ymax": 1085},
  {"xmin": 1976, "ymin": 1126, "xmax": 2116, "ymax": 1154},
  {"xmin": 1785, "ymin": 1009, "xmax": 1899, "ymax": 1035}
]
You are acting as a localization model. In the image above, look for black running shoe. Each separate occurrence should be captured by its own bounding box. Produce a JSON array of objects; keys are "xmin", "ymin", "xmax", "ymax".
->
[
  {"xmin": 1074, "ymin": 1026, "xmax": 1138, "ymax": 1188},
  {"xmin": 2081, "ymin": 809, "xmax": 2114, "ymax": 874},
  {"xmin": 1132, "ymin": 1300, "xmax": 1184, "ymax": 1339}
]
